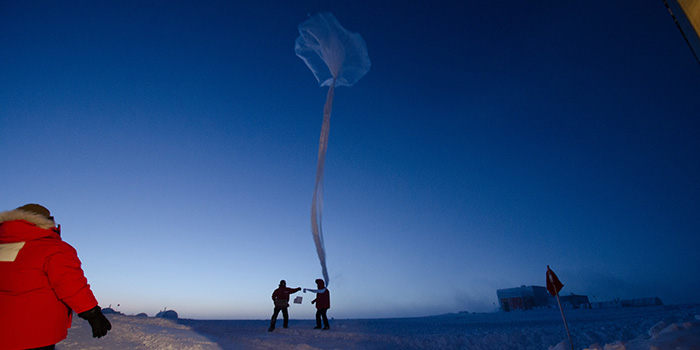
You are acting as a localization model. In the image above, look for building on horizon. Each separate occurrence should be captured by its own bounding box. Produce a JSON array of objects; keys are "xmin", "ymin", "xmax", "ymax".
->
[
  {"xmin": 591, "ymin": 297, "xmax": 663, "ymax": 309},
  {"xmin": 497, "ymin": 285, "xmax": 551, "ymax": 312},
  {"xmin": 496, "ymin": 285, "xmax": 590, "ymax": 312}
]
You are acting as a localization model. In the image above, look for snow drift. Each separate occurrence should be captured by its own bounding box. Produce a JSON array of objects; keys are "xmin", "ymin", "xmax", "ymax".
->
[{"xmin": 59, "ymin": 304, "xmax": 700, "ymax": 350}]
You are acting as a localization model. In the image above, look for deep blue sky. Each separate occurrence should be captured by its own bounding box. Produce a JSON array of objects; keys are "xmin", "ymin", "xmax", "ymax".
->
[{"xmin": 2, "ymin": 1, "xmax": 699, "ymax": 319}]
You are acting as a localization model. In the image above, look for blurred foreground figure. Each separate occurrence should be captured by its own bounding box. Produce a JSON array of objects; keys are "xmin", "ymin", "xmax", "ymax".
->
[
  {"xmin": 0, "ymin": 204, "xmax": 111, "ymax": 350},
  {"xmin": 269, "ymin": 280, "xmax": 301, "ymax": 332},
  {"xmin": 305, "ymin": 279, "xmax": 330, "ymax": 330}
]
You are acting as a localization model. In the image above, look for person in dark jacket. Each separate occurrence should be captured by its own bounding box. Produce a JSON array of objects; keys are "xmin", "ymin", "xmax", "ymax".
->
[
  {"xmin": 0, "ymin": 204, "xmax": 111, "ymax": 350},
  {"xmin": 304, "ymin": 278, "xmax": 330, "ymax": 330},
  {"xmin": 269, "ymin": 280, "xmax": 301, "ymax": 332}
]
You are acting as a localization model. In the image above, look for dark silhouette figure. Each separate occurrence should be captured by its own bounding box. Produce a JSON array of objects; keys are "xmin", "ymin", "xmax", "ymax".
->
[
  {"xmin": 0, "ymin": 204, "xmax": 112, "ymax": 350},
  {"xmin": 306, "ymin": 279, "xmax": 330, "ymax": 330},
  {"xmin": 269, "ymin": 280, "xmax": 301, "ymax": 332}
]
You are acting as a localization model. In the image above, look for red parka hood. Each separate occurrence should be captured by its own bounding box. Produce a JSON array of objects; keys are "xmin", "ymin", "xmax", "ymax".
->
[
  {"xmin": 0, "ymin": 208, "xmax": 60, "ymax": 243},
  {"xmin": 0, "ymin": 207, "xmax": 99, "ymax": 349}
]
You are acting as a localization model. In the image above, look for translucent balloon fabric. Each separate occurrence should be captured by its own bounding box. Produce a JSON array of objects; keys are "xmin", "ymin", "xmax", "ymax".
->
[
  {"xmin": 295, "ymin": 12, "xmax": 371, "ymax": 87},
  {"xmin": 295, "ymin": 13, "xmax": 370, "ymax": 286}
]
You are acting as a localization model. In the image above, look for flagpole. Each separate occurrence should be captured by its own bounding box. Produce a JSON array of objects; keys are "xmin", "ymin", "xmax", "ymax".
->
[
  {"xmin": 548, "ymin": 266, "xmax": 574, "ymax": 350},
  {"xmin": 554, "ymin": 291, "xmax": 574, "ymax": 350}
]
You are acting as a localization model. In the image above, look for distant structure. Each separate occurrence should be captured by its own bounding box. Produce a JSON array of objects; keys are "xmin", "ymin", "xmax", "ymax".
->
[
  {"xmin": 496, "ymin": 286, "xmax": 663, "ymax": 312},
  {"xmin": 496, "ymin": 285, "xmax": 590, "ymax": 312},
  {"xmin": 591, "ymin": 297, "xmax": 663, "ymax": 309},
  {"xmin": 156, "ymin": 309, "xmax": 179, "ymax": 320},
  {"xmin": 101, "ymin": 307, "xmax": 124, "ymax": 315},
  {"xmin": 558, "ymin": 294, "xmax": 591, "ymax": 309},
  {"xmin": 497, "ymin": 286, "xmax": 551, "ymax": 312}
]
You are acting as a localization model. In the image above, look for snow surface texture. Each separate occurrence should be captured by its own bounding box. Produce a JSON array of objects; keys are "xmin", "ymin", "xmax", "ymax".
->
[{"xmin": 59, "ymin": 304, "xmax": 700, "ymax": 350}]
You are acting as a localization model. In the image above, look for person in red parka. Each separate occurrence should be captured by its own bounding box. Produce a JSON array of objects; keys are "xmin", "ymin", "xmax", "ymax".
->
[
  {"xmin": 268, "ymin": 280, "xmax": 301, "ymax": 332},
  {"xmin": 0, "ymin": 204, "xmax": 111, "ymax": 350},
  {"xmin": 304, "ymin": 278, "xmax": 330, "ymax": 330}
]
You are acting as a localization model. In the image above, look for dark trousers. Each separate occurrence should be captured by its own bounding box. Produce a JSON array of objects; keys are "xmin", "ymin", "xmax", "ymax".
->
[
  {"xmin": 316, "ymin": 308, "xmax": 329, "ymax": 328},
  {"xmin": 28, "ymin": 346, "xmax": 56, "ymax": 350},
  {"xmin": 270, "ymin": 307, "xmax": 289, "ymax": 328}
]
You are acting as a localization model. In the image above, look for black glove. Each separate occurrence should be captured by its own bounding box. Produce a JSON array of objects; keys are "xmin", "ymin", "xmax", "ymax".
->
[{"xmin": 78, "ymin": 306, "xmax": 112, "ymax": 338}]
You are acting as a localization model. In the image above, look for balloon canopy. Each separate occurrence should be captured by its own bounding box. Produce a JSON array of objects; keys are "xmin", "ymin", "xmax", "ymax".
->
[{"xmin": 295, "ymin": 12, "xmax": 371, "ymax": 87}]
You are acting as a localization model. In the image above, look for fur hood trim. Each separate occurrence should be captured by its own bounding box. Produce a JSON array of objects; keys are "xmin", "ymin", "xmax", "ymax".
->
[{"xmin": 0, "ymin": 209, "xmax": 56, "ymax": 229}]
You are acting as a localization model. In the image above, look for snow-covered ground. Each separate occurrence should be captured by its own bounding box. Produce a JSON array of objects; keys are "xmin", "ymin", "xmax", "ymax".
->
[{"xmin": 59, "ymin": 304, "xmax": 700, "ymax": 350}]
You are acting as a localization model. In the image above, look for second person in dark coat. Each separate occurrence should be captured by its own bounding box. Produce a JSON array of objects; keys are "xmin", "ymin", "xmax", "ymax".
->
[{"xmin": 305, "ymin": 279, "xmax": 330, "ymax": 330}]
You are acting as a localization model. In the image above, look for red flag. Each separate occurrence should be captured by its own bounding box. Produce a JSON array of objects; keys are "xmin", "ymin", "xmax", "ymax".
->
[{"xmin": 546, "ymin": 265, "xmax": 564, "ymax": 296}]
